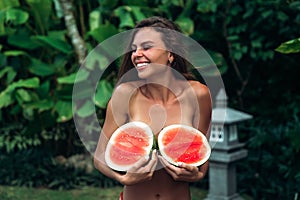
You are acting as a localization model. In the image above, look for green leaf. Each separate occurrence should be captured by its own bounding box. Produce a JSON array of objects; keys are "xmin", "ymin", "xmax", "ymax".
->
[
  {"xmin": 94, "ymin": 80, "xmax": 113, "ymax": 108},
  {"xmin": 175, "ymin": 16, "xmax": 194, "ymax": 35},
  {"xmin": 16, "ymin": 89, "xmax": 32, "ymax": 103},
  {"xmin": 0, "ymin": 11, "xmax": 6, "ymax": 35},
  {"xmin": 56, "ymin": 84, "xmax": 72, "ymax": 100},
  {"xmin": 0, "ymin": 67, "xmax": 9, "ymax": 78},
  {"xmin": 227, "ymin": 35, "xmax": 239, "ymax": 41},
  {"xmin": 86, "ymin": 23, "xmax": 118, "ymax": 43},
  {"xmin": 57, "ymin": 70, "xmax": 90, "ymax": 84},
  {"xmin": 37, "ymin": 80, "xmax": 50, "ymax": 97},
  {"xmin": 76, "ymin": 100, "xmax": 95, "ymax": 117},
  {"xmin": 6, "ymin": 68, "xmax": 16, "ymax": 84},
  {"xmin": 10, "ymin": 77, "xmax": 40, "ymax": 89},
  {"xmin": 0, "ymin": 9, "xmax": 18, "ymax": 36},
  {"xmin": 0, "ymin": 0, "xmax": 20, "ymax": 10},
  {"xmin": 251, "ymin": 40, "xmax": 262, "ymax": 48},
  {"xmin": 89, "ymin": 10, "xmax": 102, "ymax": 31},
  {"xmin": 114, "ymin": 6, "xmax": 135, "ymax": 28},
  {"xmin": 57, "ymin": 73, "xmax": 77, "ymax": 84},
  {"xmin": 0, "ymin": 77, "xmax": 39, "ymax": 108},
  {"xmin": 261, "ymin": 10, "xmax": 273, "ymax": 19},
  {"xmin": 55, "ymin": 100, "xmax": 72, "ymax": 122},
  {"xmin": 122, "ymin": 0, "xmax": 148, "ymax": 6},
  {"xmin": 208, "ymin": 50, "xmax": 228, "ymax": 74},
  {"xmin": 27, "ymin": 99, "xmax": 54, "ymax": 112},
  {"xmin": 131, "ymin": 6, "xmax": 146, "ymax": 21},
  {"xmin": 162, "ymin": 0, "xmax": 183, "ymax": 7},
  {"xmin": 277, "ymin": 11, "xmax": 288, "ymax": 21},
  {"xmin": 98, "ymin": 0, "xmax": 119, "ymax": 8},
  {"xmin": 233, "ymin": 51, "xmax": 243, "ymax": 60},
  {"xmin": 23, "ymin": 106, "xmax": 34, "ymax": 120},
  {"xmin": 5, "ymin": 8, "xmax": 29, "ymax": 25},
  {"xmin": 48, "ymin": 30, "xmax": 68, "ymax": 41},
  {"xmin": 31, "ymin": 35, "xmax": 72, "ymax": 54},
  {"xmin": 85, "ymin": 50, "xmax": 110, "ymax": 71},
  {"xmin": 52, "ymin": 0, "xmax": 63, "ymax": 18},
  {"xmin": 25, "ymin": 0, "xmax": 52, "ymax": 34},
  {"xmin": 0, "ymin": 67, "xmax": 17, "ymax": 85},
  {"xmin": 197, "ymin": 0, "xmax": 220, "ymax": 13},
  {"xmin": 275, "ymin": 38, "xmax": 300, "ymax": 54},
  {"xmin": 0, "ymin": 52, "xmax": 6, "ymax": 66},
  {"xmin": 28, "ymin": 58, "xmax": 56, "ymax": 76},
  {"xmin": 193, "ymin": 50, "xmax": 227, "ymax": 76},
  {"xmin": 72, "ymin": 81, "xmax": 94, "ymax": 101},
  {"xmin": 8, "ymin": 31, "xmax": 40, "ymax": 50},
  {"xmin": 4, "ymin": 50, "xmax": 29, "ymax": 57},
  {"xmin": 289, "ymin": 1, "xmax": 300, "ymax": 10},
  {"xmin": 0, "ymin": 90, "xmax": 14, "ymax": 108}
]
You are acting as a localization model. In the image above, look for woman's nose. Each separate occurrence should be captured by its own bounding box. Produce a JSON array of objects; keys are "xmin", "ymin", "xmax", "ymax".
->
[{"xmin": 132, "ymin": 48, "xmax": 143, "ymax": 57}]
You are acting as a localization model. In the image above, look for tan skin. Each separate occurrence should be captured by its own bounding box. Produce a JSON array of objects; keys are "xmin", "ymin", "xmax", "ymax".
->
[{"xmin": 94, "ymin": 28, "xmax": 212, "ymax": 200}]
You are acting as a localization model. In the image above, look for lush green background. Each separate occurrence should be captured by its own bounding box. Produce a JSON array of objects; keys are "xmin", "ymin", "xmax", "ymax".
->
[{"xmin": 0, "ymin": 0, "xmax": 299, "ymax": 199}]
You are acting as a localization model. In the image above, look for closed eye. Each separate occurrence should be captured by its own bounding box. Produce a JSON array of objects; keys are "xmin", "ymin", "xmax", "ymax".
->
[
  {"xmin": 130, "ymin": 45, "xmax": 137, "ymax": 52},
  {"xmin": 142, "ymin": 44, "xmax": 153, "ymax": 50},
  {"xmin": 131, "ymin": 41, "xmax": 154, "ymax": 52},
  {"xmin": 130, "ymin": 46, "xmax": 153, "ymax": 52}
]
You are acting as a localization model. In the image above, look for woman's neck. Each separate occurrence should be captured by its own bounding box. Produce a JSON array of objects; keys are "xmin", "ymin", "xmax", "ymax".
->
[{"xmin": 141, "ymin": 74, "xmax": 183, "ymax": 104}]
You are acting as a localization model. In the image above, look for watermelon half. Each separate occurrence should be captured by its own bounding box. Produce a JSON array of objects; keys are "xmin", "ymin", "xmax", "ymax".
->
[
  {"xmin": 105, "ymin": 121, "xmax": 154, "ymax": 171},
  {"xmin": 158, "ymin": 124, "xmax": 211, "ymax": 166}
]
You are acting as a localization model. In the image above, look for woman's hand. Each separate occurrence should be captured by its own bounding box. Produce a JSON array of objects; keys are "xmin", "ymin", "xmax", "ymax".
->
[
  {"xmin": 158, "ymin": 155, "xmax": 205, "ymax": 182},
  {"xmin": 120, "ymin": 150, "xmax": 158, "ymax": 186}
]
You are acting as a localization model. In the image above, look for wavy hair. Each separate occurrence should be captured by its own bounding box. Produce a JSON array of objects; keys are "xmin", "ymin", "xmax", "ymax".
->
[{"xmin": 117, "ymin": 16, "xmax": 194, "ymax": 82}]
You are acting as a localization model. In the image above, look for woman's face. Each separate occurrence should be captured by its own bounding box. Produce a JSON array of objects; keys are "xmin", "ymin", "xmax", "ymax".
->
[{"xmin": 131, "ymin": 28, "xmax": 173, "ymax": 79}]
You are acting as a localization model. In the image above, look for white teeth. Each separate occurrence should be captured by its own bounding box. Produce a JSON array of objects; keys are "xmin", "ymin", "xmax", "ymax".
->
[{"xmin": 136, "ymin": 63, "xmax": 149, "ymax": 67}]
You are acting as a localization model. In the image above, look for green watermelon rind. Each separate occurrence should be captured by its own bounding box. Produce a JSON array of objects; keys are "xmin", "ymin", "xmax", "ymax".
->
[
  {"xmin": 158, "ymin": 124, "xmax": 211, "ymax": 167},
  {"xmin": 105, "ymin": 121, "xmax": 154, "ymax": 171}
]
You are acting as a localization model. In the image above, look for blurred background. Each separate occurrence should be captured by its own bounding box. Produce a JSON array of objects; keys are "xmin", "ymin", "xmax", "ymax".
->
[{"xmin": 0, "ymin": 0, "xmax": 299, "ymax": 199}]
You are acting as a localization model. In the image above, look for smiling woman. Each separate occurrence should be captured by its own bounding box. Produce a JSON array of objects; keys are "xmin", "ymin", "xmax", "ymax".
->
[
  {"xmin": 130, "ymin": 28, "xmax": 173, "ymax": 80},
  {"xmin": 93, "ymin": 16, "xmax": 212, "ymax": 200},
  {"xmin": 118, "ymin": 17, "xmax": 194, "ymax": 82}
]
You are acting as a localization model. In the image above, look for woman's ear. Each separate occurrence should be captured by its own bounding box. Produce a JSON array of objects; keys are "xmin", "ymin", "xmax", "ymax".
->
[{"xmin": 168, "ymin": 53, "xmax": 174, "ymax": 64}]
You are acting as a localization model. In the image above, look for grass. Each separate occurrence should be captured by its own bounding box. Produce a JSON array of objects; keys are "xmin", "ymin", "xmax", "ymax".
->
[
  {"xmin": 0, "ymin": 186, "xmax": 122, "ymax": 200},
  {"xmin": 0, "ymin": 185, "xmax": 253, "ymax": 200},
  {"xmin": 0, "ymin": 185, "xmax": 208, "ymax": 200}
]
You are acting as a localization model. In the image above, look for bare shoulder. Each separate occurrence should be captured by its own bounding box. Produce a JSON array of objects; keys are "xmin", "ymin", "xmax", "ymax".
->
[
  {"xmin": 113, "ymin": 81, "xmax": 139, "ymax": 95},
  {"xmin": 109, "ymin": 81, "xmax": 142, "ymax": 114},
  {"xmin": 189, "ymin": 81, "xmax": 212, "ymax": 134},
  {"xmin": 112, "ymin": 81, "xmax": 142, "ymax": 99},
  {"xmin": 106, "ymin": 81, "xmax": 142, "ymax": 125},
  {"xmin": 188, "ymin": 80, "xmax": 211, "ymax": 101}
]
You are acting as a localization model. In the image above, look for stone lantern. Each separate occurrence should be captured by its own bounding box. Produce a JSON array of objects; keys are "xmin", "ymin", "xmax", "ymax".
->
[{"xmin": 205, "ymin": 89, "xmax": 252, "ymax": 200}]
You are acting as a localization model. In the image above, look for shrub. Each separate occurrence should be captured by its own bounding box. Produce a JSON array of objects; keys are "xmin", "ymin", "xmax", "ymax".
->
[
  {"xmin": 237, "ymin": 116, "xmax": 300, "ymax": 199},
  {"xmin": 0, "ymin": 148, "xmax": 119, "ymax": 189}
]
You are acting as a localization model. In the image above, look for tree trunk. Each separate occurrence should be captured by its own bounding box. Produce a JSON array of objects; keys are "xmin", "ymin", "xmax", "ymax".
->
[{"xmin": 58, "ymin": 0, "xmax": 87, "ymax": 64}]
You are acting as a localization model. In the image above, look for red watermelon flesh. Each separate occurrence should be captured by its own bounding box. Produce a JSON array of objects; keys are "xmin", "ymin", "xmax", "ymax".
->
[
  {"xmin": 158, "ymin": 125, "xmax": 211, "ymax": 166},
  {"xmin": 109, "ymin": 128, "xmax": 150, "ymax": 165},
  {"xmin": 105, "ymin": 122, "xmax": 153, "ymax": 171}
]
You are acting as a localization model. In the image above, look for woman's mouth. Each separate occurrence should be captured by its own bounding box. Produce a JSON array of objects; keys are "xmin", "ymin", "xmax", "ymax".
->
[{"xmin": 136, "ymin": 62, "xmax": 150, "ymax": 70}]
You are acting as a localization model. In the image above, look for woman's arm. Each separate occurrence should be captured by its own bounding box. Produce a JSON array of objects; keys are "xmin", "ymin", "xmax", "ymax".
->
[
  {"xmin": 93, "ymin": 83, "xmax": 158, "ymax": 185},
  {"xmin": 158, "ymin": 82, "xmax": 212, "ymax": 182},
  {"xmin": 93, "ymin": 99, "xmax": 127, "ymax": 182},
  {"xmin": 193, "ymin": 82, "xmax": 212, "ymax": 180}
]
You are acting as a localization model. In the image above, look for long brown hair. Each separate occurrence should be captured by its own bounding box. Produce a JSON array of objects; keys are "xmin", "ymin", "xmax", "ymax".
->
[{"xmin": 117, "ymin": 16, "xmax": 194, "ymax": 82}]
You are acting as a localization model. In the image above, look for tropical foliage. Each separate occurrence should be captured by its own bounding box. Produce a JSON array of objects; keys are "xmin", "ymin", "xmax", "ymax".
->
[{"xmin": 0, "ymin": 0, "xmax": 299, "ymax": 199}]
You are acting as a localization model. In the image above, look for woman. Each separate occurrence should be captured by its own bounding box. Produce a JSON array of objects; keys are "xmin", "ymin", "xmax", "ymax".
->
[{"xmin": 94, "ymin": 16, "xmax": 212, "ymax": 200}]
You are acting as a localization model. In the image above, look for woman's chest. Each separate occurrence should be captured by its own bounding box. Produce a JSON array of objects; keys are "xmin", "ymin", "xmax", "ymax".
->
[{"xmin": 128, "ymin": 97, "xmax": 195, "ymax": 135}]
